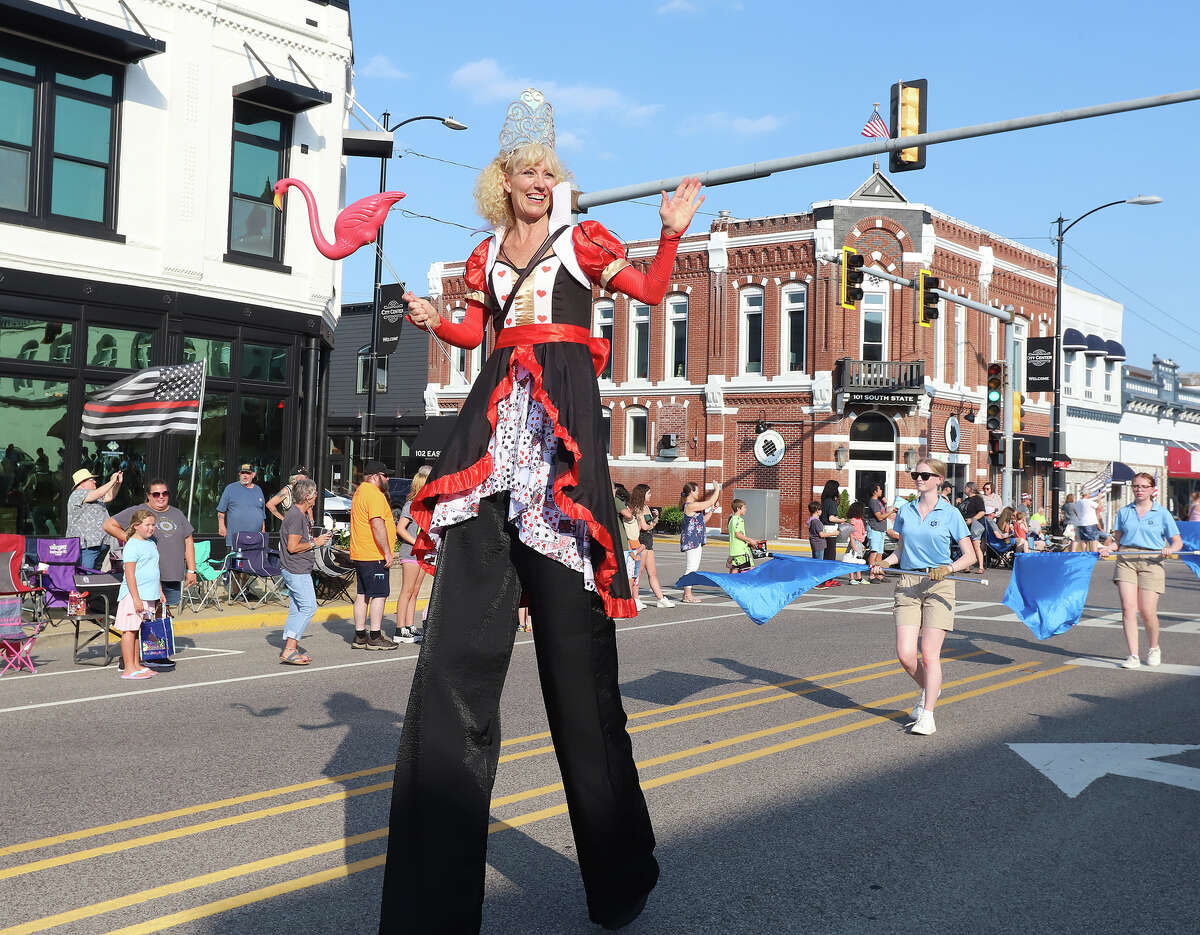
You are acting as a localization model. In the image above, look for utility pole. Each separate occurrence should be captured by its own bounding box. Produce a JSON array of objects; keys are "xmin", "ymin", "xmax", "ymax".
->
[{"xmin": 1003, "ymin": 319, "xmax": 1015, "ymax": 506}]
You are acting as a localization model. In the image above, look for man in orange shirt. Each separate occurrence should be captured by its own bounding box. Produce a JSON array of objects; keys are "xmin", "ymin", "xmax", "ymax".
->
[{"xmin": 349, "ymin": 461, "xmax": 403, "ymax": 649}]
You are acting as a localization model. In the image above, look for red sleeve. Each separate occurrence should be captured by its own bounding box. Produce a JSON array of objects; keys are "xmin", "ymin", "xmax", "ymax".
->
[
  {"xmin": 424, "ymin": 240, "xmax": 489, "ymax": 349},
  {"xmin": 573, "ymin": 220, "xmax": 680, "ymax": 305}
]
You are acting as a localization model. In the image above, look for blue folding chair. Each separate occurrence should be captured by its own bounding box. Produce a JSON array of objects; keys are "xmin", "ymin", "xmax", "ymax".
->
[{"xmin": 983, "ymin": 520, "xmax": 1016, "ymax": 569}]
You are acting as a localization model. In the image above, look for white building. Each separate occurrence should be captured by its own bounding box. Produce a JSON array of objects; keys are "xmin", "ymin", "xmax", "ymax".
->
[{"xmin": 0, "ymin": 0, "xmax": 354, "ymax": 537}]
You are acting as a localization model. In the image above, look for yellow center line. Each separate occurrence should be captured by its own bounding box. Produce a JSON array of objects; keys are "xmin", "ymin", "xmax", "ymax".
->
[
  {"xmin": 4, "ymin": 653, "xmax": 969, "ymax": 859},
  {"xmin": 89, "ymin": 664, "xmax": 1072, "ymax": 935}
]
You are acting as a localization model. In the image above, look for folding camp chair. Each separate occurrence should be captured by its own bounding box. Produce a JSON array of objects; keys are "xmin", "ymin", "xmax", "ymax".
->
[
  {"xmin": 182, "ymin": 540, "xmax": 225, "ymax": 613},
  {"xmin": 312, "ymin": 543, "xmax": 355, "ymax": 605},
  {"xmin": 983, "ymin": 521, "xmax": 1016, "ymax": 569},
  {"xmin": 36, "ymin": 538, "xmax": 119, "ymax": 666},
  {"xmin": 228, "ymin": 532, "xmax": 287, "ymax": 608},
  {"xmin": 0, "ymin": 534, "xmax": 45, "ymax": 676}
]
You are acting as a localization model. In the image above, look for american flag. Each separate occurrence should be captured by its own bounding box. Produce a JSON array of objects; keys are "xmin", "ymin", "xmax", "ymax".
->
[
  {"xmin": 81, "ymin": 363, "xmax": 205, "ymax": 439},
  {"xmin": 861, "ymin": 106, "xmax": 890, "ymax": 140},
  {"xmin": 1080, "ymin": 463, "xmax": 1114, "ymax": 500}
]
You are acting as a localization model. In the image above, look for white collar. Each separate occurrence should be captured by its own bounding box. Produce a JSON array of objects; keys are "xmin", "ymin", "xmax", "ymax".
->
[{"xmin": 484, "ymin": 181, "xmax": 586, "ymax": 288}]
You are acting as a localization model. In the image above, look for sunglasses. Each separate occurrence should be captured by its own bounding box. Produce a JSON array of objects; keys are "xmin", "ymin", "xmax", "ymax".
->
[
  {"xmin": 910, "ymin": 471, "xmax": 939, "ymax": 482},
  {"xmin": 148, "ymin": 491, "xmax": 169, "ymax": 498}
]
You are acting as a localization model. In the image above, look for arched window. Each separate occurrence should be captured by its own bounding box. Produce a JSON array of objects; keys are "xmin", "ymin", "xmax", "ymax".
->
[
  {"xmin": 665, "ymin": 294, "xmax": 688, "ymax": 380},
  {"xmin": 782, "ymin": 283, "xmax": 806, "ymax": 373},
  {"xmin": 739, "ymin": 286, "xmax": 764, "ymax": 375},
  {"xmin": 14, "ymin": 340, "xmax": 38, "ymax": 392},
  {"xmin": 594, "ymin": 300, "xmax": 614, "ymax": 382},
  {"xmin": 626, "ymin": 406, "xmax": 648, "ymax": 456},
  {"xmin": 629, "ymin": 302, "xmax": 650, "ymax": 381}
]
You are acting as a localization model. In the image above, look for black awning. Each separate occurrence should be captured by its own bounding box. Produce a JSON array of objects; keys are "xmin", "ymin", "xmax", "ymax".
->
[
  {"xmin": 0, "ymin": 0, "xmax": 164, "ymax": 63},
  {"xmin": 233, "ymin": 76, "xmax": 331, "ymax": 113},
  {"xmin": 412, "ymin": 415, "xmax": 457, "ymax": 462}
]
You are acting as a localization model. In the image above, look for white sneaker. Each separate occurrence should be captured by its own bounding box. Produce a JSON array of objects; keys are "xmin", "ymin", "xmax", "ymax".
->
[
  {"xmin": 656, "ymin": 597, "xmax": 675, "ymax": 608},
  {"xmin": 1120, "ymin": 654, "xmax": 1141, "ymax": 669},
  {"xmin": 635, "ymin": 599, "xmax": 647, "ymax": 611},
  {"xmin": 909, "ymin": 710, "xmax": 936, "ymax": 735},
  {"xmin": 1146, "ymin": 646, "xmax": 1161, "ymax": 666},
  {"xmin": 909, "ymin": 688, "xmax": 941, "ymax": 723}
]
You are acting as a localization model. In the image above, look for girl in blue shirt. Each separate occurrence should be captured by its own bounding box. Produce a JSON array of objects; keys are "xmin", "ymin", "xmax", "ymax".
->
[
  {"xmin": 1099, "ymin": 472, "xmax": 1182, "ymax": 668},
  {"xmin": 869, "ymin": 459, "xmax": 974, "ymax": 736},
  {"xmin": 115, "ymin": 509, "xmax": 166, "ymax": 680}
]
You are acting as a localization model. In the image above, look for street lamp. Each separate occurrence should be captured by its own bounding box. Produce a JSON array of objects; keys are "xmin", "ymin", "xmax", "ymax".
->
[
  {"xmin": 1049, "ymin": 194, "xmax": 1162, "ymax": 532},
  {"xmin": 357, "ymin": 112, "xmax": 467, "ymax": 463}
]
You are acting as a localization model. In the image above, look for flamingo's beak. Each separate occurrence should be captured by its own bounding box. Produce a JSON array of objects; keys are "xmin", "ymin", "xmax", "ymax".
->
[{"xmin": 273, "ymin": 192, "xmax": 283, "ymax": 211}]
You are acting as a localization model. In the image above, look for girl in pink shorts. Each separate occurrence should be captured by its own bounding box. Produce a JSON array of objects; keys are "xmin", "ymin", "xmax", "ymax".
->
[{"xmin": 115, "ymin": 509, "xmax": 165, "ymax": 680}]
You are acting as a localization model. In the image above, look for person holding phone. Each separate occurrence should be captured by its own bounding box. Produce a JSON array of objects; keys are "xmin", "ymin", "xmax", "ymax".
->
[{"xmin": 278, "ymin": 478, "xmax": 331, "ymax": 665}]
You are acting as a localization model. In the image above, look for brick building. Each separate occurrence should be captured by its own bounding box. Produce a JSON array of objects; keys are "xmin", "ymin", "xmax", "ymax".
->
[{"xmin": 423, "ymin": 169, "xmax": 1056, "ymax": 538}]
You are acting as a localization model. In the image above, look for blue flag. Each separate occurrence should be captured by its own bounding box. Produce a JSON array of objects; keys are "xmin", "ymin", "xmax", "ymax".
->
[
  {"xmin": 1002, "ymin": 552, "xmax": 1099, "ymax": 639},
  {"xmin": 675, "ymin": 555, "xmax": 857, "ymax": 625},
  {"xmin": 1178, "ymin": 521, "xmax": 1200, "ymax": 582}
]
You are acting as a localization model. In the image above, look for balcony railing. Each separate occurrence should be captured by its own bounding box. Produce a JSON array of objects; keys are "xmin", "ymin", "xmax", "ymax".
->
[{"xmin": 838, "ymin": 358, "xmax": 925, "ymax": 393}]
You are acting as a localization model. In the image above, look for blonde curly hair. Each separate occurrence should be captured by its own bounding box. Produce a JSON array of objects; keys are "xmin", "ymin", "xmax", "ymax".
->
[{"xmin": 474, "ymin": 143, "xmax": 572, "ymax": 229}]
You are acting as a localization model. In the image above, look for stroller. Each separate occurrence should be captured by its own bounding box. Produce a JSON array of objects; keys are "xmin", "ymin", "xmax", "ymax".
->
[{"xmin": 312, "ymin": 543, "xmax": 355, "ymax": 604}]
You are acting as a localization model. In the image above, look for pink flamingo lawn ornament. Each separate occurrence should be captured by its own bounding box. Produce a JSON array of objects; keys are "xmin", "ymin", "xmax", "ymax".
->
[{"xmin": 273, "ymin": 178, "xmax": 405, "ymax": 260}]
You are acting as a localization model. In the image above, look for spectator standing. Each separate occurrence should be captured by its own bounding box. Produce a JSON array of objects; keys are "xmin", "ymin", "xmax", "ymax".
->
[
  {"xmin": 114, "ymin": 509, "xmax": 165, "ymax": 680},
  {"xmin": 679, "ymin": 481, "xmax": 721, "ymax": 603},
  {"xmin": 278, "ymin": 478, "xmax": 331, "ymax": 665},
  {"xmin": 395, "ymin": 466, "xmax": 433, "ymax": 643},
  {"xmin": 267, "ymin": 466, "xmax": 311, "ymax": 524},
  {"xmin": 630, "ymin": 484, "xmax": 674, "ymax": 607},
  {"xmin": 866, "ymin": 484, "xmax": 895, "ymax": 571},
  {"xmin": 1061, "ymin": 493, "xmax": 1080, "ymax": 549},
  {"xmin": 616, "ymin": 486, "xmax": 645, "ymax": 610},
  {"xmin": 980, "ymin": 482, "xmax": 1003, "ymax": 519},
  {"xmin": 66, "ymin": 468, "xmax": 122, "ymax": 569},
  {"xmin": 1074, "ymin": 491, "xmax": 1104, "ymax": 552},
  {"xmin": 103, "ymin": 480, "xmax": 196, "ymax": 611},
  {"xmin": 1188, "ymin": 490, "xmax": 1200, "ymax": 522},
  {"xmin": 819, "ymin": 480, "xmax": 841, "ymax": 562},
  {"xmin": 726, "ymin": 498, "xmax": 761, "ymax": 573},
  {"xmin": 807, "ymin": 502, "xmax": 840, "ymax": 588},
  {"xmin": 939, "ymin": 481, "xmax": 953, "ymax": 502},
  {"xmin": 960, "ymin": 482, "xmax": 987, "ymax": 573},
  {"xmin": 846, "ymin": 501, "xmax": 867, "ymax": 584},
  {"xmin": 217, "ymin": 464, "xmax": 266, "ymax": 546},
  {"xmin": 349, "ymin": 461, "xmax": 400, "ymax": 650}
]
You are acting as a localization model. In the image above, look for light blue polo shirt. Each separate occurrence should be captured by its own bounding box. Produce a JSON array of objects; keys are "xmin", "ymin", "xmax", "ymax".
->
[
  {"xmin": 894, "ymin": 498, "xmax": 970, "ymax": 570},
  {"xmin": 1112, "ymin": 502, "xmax": 1179, "ymax": 550}
]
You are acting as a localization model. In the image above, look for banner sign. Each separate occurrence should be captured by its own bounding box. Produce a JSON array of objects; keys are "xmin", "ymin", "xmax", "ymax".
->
[
  {"xmin": 376, "ymin": 283, "xmax": 408, "ymax": 356},
  {"xmin": 1026, "ymin": 337, "xmax": 1055, "ymax": 391}
]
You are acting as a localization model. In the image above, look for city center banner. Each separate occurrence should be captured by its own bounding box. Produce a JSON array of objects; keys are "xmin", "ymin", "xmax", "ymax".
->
[
  {"xmin": 1026, "ymin": 337, "xmax": 1054, "ymax": 391},
  {"xmin": 376, "ymin": 282, "xmax": 408, "ymax": 356}
]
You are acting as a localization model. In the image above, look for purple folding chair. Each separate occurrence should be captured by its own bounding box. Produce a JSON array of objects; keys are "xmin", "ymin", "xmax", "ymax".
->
[
  {"xmin": 36, "ymin": 538, "xmax": 118, "ymax": 666},
  {"xmin": 229, "ymin": 532, "xmax": 286, "ymax": 608}
]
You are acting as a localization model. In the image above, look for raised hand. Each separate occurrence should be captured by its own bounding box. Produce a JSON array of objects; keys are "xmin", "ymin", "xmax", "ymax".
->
[
  {"xmin": 659, "ymin": 177, "xmax": 705, "ymax": 237},
  {"xmin": 405, "ymin": 292, "xmax": 442, "ymax": 332}
]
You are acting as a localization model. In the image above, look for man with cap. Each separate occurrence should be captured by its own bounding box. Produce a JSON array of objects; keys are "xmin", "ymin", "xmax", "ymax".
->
[
  {"xmin": 349, "ymin": 461, "xmax": 403, "ymax": 650},
  {"xmin": 217, "ymin": 464, "xmax": 267, "ymax": 547},
  {"xmin": 66, "ymin": 467, "xmax": 122, "ymax": 569}
]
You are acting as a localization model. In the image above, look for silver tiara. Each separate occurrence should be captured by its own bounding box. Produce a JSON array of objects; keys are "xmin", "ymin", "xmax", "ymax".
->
[{"xmin": 498, "ymin": 88, "xmax": 555, "ymax": 154}]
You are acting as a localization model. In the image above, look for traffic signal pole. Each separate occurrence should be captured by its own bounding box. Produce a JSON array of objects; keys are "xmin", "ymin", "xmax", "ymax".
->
[
  {"xmin": 823, "ymin": 256, "xmax": 1013, "ymax": 323},
  {"xmin": 575, "ymin": 87, "xmax": 1200, "ymax": 212},
  {"xmin": 1003, "ymin": 320, "xmax": 1016, "ymax": 506}
]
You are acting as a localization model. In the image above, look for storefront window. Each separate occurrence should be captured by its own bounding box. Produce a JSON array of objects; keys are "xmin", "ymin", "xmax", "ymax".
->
[
  {"xmin": 242, "ymin": 343, "xmax": 287, "ymax": 383},
  {"xmin": 239, "ymin": 395, "xmax": 285, "ymax": 505},
  {"xmin": 0, "ymin": 377, "xmax": 68, "ymax": 535},
  {"xmin": 183, "ymin": 336, "xmax": 232, "ymax": 378},
  {"xmin": 175, "ymin": 393, "xmax": 229, "ymax": 536},
  {"xmin": 1, "ymin": 315, "xmax": 73, "ymax": 366},
  {"xmin": 87, "ymin": 324, "xmax": 154, "ymax": 369}
]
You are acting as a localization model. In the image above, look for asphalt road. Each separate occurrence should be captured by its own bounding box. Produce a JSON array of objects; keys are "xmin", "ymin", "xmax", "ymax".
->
[{"xmin": 2, "ymin": 548, "xmax": 1198, "ymax": 935}]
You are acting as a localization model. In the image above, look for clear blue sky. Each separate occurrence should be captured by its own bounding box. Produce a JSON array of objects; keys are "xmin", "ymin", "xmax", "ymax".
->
[{"xmin": 337, "ymin": 0, "xmax": 1200, "ymax": 373}]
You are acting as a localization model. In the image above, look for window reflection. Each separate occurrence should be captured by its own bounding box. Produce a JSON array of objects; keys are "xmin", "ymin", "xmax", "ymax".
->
[
  {"xmin": 87, "ymin": 325, "xmax": 155, "ymax": 369},
  {"xmin": 242, "ymin": 343, "xmax": 287, "ymax": 382},
  {"xmin": 238, "ymin": 395, "xmax": 285, "ymax": 506},
  {"xmin": 183, "ymin": 336, "xmax": 232, "ymax": 378},
  {"xmin": 176, "ymin": 393, "xmax": 229, "ymax": 536},
  {"xmin": 0, "ymin": 377, "xmax": 68, "ymax": 535}
]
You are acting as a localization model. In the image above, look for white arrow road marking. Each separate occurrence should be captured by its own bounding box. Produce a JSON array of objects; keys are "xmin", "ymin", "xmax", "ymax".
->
[
  {"xmin": 1008, "ymin": 743, "xmax": 1200, "ymax": 797},
  {"xmin": 1068, "ymin": 657, "xmax": 1200, "ymax": 676}
]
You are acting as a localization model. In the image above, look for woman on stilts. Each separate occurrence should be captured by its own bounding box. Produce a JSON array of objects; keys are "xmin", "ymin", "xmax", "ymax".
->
[
  {"xmin": 378, "ymin": 89, "xmax": 704, "ymax": 933},
  {"xmin": 869, "ymin": 458, "xmax": 974, "ymax": 736}
]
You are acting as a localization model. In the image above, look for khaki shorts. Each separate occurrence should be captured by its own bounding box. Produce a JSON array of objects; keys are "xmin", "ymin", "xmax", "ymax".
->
[
  {"xmin": 893, "ymin": 574, "xmax": 956, "ymax": 631},
  {"xmin": 1113, "ymin": 553, "xmax": 1166, "ymax": 594}
]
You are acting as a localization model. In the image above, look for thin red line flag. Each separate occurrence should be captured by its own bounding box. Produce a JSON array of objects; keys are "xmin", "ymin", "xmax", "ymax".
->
[
  {"xmin": 81, "ymin": 363, "xmax": 205, "ymax": 439},
  {"xmin": 861, "ymin": 108, "xmax": 890, "ymax": 140}
]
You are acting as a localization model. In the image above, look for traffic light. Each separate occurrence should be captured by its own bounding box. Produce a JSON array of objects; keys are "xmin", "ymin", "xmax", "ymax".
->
[
  {"xmin": 1012, "ymin": 390, "xmax": 1024, "ymax": 433},
  {"xmin": 840, "ymin": 245, "xmax": 864, "ymax": 309},
  {"xmin": 986, "ymin": 362, "xmax": 1005, "ymax": 432},
  {"xmin": 889, "ymin": 78, "xmax": 928, "ymax": 173},
  {"xmin": 917, "ymin": 270, "xmax": 940, "ymax": 327},
  {"xmin": 988, "ymin": 433, "xmax": 1005, "ymax": 468}
]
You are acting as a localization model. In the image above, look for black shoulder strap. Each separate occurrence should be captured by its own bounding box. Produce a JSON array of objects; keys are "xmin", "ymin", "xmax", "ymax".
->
[{"xmin": 497, "ymin": 225, "xmax": 569, "ymax": 321}]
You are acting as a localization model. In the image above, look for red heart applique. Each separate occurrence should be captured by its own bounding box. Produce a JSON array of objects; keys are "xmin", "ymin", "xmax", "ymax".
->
[
  {"xmin": 536, "ymin": 289, "xmax": 547, "ymax": 298},
  {"xmin": 496, "ymin": 269, "xmax": 506, "ymax": 277},
  {"xmin": 541, "ymin": 265, "xmax": 551, "ymax": 272},
  {"xmin": 536, "ymin": 314, "xmax": 549, "ymax": 323}
]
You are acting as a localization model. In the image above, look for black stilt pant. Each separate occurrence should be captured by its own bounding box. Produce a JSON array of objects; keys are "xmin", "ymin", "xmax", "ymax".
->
[{"xmin": 378, "ymin": 494, "xmax": 658, "ymax": 934}]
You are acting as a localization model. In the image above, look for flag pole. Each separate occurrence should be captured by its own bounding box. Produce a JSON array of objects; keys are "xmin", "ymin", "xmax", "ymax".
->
[{"xmin": 186, "ymin": 359, "xmax": 207, "ymax": 525}]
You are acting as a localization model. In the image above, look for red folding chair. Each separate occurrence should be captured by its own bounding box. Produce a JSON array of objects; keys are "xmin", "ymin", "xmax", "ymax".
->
[{"xmin": 0, "ymin": 534, "xmax": 44, "ymax": 676}]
